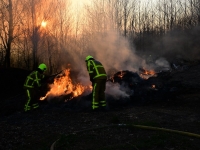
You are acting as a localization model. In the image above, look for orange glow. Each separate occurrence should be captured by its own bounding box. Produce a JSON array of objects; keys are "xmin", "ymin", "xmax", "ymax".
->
[
  {"xmin": 118, "ymin": 71, "xmax": 126, "ymax": 79},
  {"xmin": 139, "ymin": 68, "xmax": 157, "ymax": 79},
  {"xmin": 40, "ymin": 69, "xmax": 91, "ymax": 101},
  {"xmin": 41, "ymin": 20, "xmax": 47, "ymax": 27},
  {"xmin": 142, "ymin": 69, "xmax": 155, "ymax": 75}
]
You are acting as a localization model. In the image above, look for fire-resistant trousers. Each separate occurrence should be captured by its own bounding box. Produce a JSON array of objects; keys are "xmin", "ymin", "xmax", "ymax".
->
[
  {"xmin": 24, "ymin": 88, "xmax": 39, "ymax": 112},
  {"xmin": 92, "ymin": 79, "xmax": 107, "ymax": 110}
]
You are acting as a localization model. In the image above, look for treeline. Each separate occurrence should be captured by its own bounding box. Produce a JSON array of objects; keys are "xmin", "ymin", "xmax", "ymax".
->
[{"xmin": 0, "ymin": 0, "xmax": 200, "ymax": 73}]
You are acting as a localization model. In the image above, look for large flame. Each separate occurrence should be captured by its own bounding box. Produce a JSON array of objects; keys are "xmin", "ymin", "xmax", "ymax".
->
[{"xmin": 40, "ymin": 69, "xmax": 90, "ymax": 101}]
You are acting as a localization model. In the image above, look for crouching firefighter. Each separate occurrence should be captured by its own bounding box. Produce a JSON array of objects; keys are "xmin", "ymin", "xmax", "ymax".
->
[
  {"xmin": 85, "ymin": 55, "xmax": 107, "ymax": 111},
  {"xmin": 23, "ymin": 63, "xmax": 47, "ymax": 112}
]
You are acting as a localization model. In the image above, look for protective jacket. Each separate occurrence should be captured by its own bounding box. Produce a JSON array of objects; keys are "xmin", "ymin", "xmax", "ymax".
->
[
  {"xmin": 86, "ymin": 59, "xmax": 107, "ymax": 81},
  {"xmin": 86, "ymin": 58, "xmax": 107, "ymax": 110},
  {"xmin": 24, "ymin": 70, "xmax": 45, "ymax": 89},
  {"xmin": 24, "ymin": 69, "xmax": 45, "ymax": 112}
]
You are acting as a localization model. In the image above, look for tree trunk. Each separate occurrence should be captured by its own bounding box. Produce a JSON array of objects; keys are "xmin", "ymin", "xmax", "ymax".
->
[{"xmin": 4, "ymin": 0, "xmax": 13, "ymax": 68}]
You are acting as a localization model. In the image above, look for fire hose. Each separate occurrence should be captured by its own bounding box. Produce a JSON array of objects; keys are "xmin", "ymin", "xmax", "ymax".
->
[{"xmin": 50, "ymin": 123, "xmax": 200, "ymax": 150}]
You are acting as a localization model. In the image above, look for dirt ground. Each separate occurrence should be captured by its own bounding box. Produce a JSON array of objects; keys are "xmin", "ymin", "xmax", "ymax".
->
[{"xmin": 0, "ymin": 61, "xmax": 200, "ymax": 150}]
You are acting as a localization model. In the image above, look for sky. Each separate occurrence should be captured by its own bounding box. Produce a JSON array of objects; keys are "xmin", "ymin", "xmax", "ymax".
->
[
  {"xmin": 71, "ymin": 0, "xmax": 160, "ymax": 8},
  {"xmin": 71, "ymin": 0, "xmax": 91, "ymax": 10},
  {"xmin": 72, "ymin": 0, "xmax": 158, "ymax": 7}
]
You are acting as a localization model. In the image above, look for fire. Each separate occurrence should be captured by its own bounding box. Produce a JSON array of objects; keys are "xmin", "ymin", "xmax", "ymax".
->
[
  {"xmin": 118, "ymin": 71, "xmax": 126, "ymax": 79},
  {"xmin": 40, "ymin": 69, "xmax": 90, "ymax": 101},
  {"xmin": 109, "ymin": 70, "xmax": 126, "ymax": 82},
  {"xmin": 142, "ymin": 70, "xmax": 155, "ymax": 75},
  {"xmin": 139, "ymin": 68, "xmax": 157, "ymax": 79}
]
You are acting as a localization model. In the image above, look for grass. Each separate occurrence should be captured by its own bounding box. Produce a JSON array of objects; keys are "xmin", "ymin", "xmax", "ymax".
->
[
  {"xmin": 14, "ymin": 134, "xmax": 60, "ymax": 150},
  {"xmin": 55, "ymin": 134, "xmax": 77, "ymax": 150},
  {"xmin": 54, "ymin": 123, "xmax": 200, "ymax": 150},
  {"xmin": 109, "ymin": 115, "xmax": 121, "ymax": 124}
]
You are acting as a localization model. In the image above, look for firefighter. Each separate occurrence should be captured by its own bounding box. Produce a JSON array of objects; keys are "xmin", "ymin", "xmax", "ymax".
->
[
  {"xmin": 23, "ymin": 63, "xmax": 47, "ymax": 112},
  {"xmin": 85, "ymin": 55, "xmax": 107, "ymax": 111}
]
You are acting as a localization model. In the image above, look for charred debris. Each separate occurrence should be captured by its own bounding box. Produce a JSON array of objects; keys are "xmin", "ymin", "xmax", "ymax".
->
[
  {"xmin": 45, "ymin": 60, "xmax": 192, "ymax": 110},
  {"xmin": 1, "ymin": 58, "xmax": 199, "ymax": 115}
]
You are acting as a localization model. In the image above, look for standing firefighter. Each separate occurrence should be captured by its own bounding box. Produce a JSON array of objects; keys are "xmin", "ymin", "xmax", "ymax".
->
[
  {"xmin": 23, "ymin": 63, "xmax": 47, "ymax": 112},
  {"xmin": 85, "ymin": 55, "xmax": 107, "ymax": 111}
]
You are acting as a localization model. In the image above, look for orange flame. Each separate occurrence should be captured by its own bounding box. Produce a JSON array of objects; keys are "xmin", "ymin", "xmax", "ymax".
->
[
  {"xmin": 139, "ymin": 68, "xmax": 157, "ymax": 79},
  {"xmin": 40, "ymin": 69, "xmax": 90, "ymax": 101},
  {"xmin": 118, "ymin": 71, "xmax": 126, "ymax": 79},
  {"xmin": 142, "ymin": 69, "xmax": 155, "ymax": 75}
]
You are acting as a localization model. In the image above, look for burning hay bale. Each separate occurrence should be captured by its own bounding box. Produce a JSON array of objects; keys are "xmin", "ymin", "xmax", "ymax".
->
[
  {"xmin": 40, "ymin": 68, "xmax": 173, "ymax": 109},
  {"xmin": 33, "ymin": 60, "xmax": 192, "ymax": 110},
  {"xmin": 106, "ymin": 69, "xmax": 174, "ymax": 106},
  {"xmin": 39, "ymin": 69, "xmax": 91, "ymax": 106},
  {"xmin": 1, "ymin": 59, "xmax": 200, "ymax": 115},
  {"xmin": 109, "ymin": 70, "xmax": 144, "ymax": 86}
]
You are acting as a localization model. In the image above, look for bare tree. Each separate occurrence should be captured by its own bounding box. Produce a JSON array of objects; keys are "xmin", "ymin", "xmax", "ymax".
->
[{"xmin": 0, "ymin": 0, "xmax": 13, "ymax": 68}]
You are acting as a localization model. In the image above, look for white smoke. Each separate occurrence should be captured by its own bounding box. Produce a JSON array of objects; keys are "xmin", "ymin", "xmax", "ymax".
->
[
  {"xmin": 105, "ymin": 82, "xmax": 130, "ymax": 100},
  {"xmin": 155, "ymin": 57, "xmax": 170, "ymax": 68},
  {"xmin": 88, "ymin": 30, "xmax": 144, "ymax": 72}
]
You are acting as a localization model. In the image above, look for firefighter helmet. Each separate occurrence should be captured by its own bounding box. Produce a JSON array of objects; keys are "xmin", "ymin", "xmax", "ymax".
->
[
  {"xmin": 85, "ymin": 55, "xmax": 93, "ymax": 61},
  {"xmin": 38, "ymin": 63, "xmax": 47, "ymax": 71}
]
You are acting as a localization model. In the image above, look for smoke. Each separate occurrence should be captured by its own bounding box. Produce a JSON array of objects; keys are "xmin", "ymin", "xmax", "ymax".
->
[
  {"xmin": 77, "ymin": 30, "xmax": 145, "ymax": 98},
  {"xmin": 88, "ymin": 30, "xmax": 144, "ymax": 73},
  {"xmin": 144, "ymin": 57, "xmax": 171, "ymax": 71},
  {"xmin": 152, "ymin": 26, "xmax": 200, "ymax": 62},
  {"xmin": 63, "ymin": 22, "xmax": 200, "ymax": 100},
  {"xmin": 155, "ymin": 57, "xmax": 170, "ymax": 68},
  {"xmin": 105, "ymin": 82, "xmax": 130, "ymax": 100},
  {"xmin": 75, "ymin": 29, "xmax": 172, "ymax": 99}
]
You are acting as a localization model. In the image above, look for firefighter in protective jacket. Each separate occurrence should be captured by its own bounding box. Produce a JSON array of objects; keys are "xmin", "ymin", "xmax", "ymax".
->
[
  {"xmin": 23, "ymin": 63, "xmax": 47, "ymax": 112},
  {"xmin": 85, "ymin": 55, "xmax": 107, "ymax": 110}
]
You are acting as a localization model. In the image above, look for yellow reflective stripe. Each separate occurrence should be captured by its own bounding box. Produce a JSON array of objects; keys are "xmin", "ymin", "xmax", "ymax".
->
[
  {"xmin": 24, "ymin": 106, "xmax": 31, "ymax": 111},
  {"xmin": 94, "ymin": 74, "xmax": 107, "ymax": 79},
  {"xmin": 33, "ymin": 106, "xmax": 39, "ymax": 109},
  {"xmin": 92, "ymin": 83, "xmax": 99, "ymax": 109},
  {"xmin": 35, "ymin": 71, "xmax": 41, "ymax": 87},
  {"xmin": 92, "ymin": 105, "xmax": 99, "ymax": 109},
  {"xmin": 92, "ymin": 83, "xmax": 96, "ymax": 104},
  {"xmin": 87, "ymin": 61, "xmax": 94, "ymax": 73},
  {"xmin": 95, "ymin": 65, "xmax": 104, "ymax": 67},
  {"xmin": 87, "ymin": 60, "xmax": 107, "ymax": 80},
  {"xmin": 24, "ymin": 71, "xmax": 42, "ymax": 87},
  {"xmin": 100, "ymin": 100, "xmax": 106, "ymax": 106},
  {"xmin": 27, "ymin": 76, "xmax": 34, "ymax": 80},
  {"xmin": 92, "ymin": 102, "xmax": 99, "ymax": 105},
  {"xmin": 24, "ymin": 71, "xmax": 36, "ymax": 87},
  {"xmin": 90, "ymin": 60, "xmax": 107, "ymax": 79},
  {"xmin": 27, "ymin": 89, "xmax": 30, "ymax": 97},
  {"xmin": 33, "ymin": 103, "xmax": 39, "ymax": 109},
  {"xmin": 24, "ymin": 89, "xmax": 31, "ymax": 111},
  {"xmin": 24, "ymin": 76, "xmax": 33, "ymax": 87},
  {"xmin": 87, "ymin": 60, "xmax": 92, "ymax": 71},
  {"xmin": 24, "ymin": 85, "xmax": 34, "ymax": 88},
  {"xmin": 90, "ymin": 60, "xmax": 100, "ymax": 75}
]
